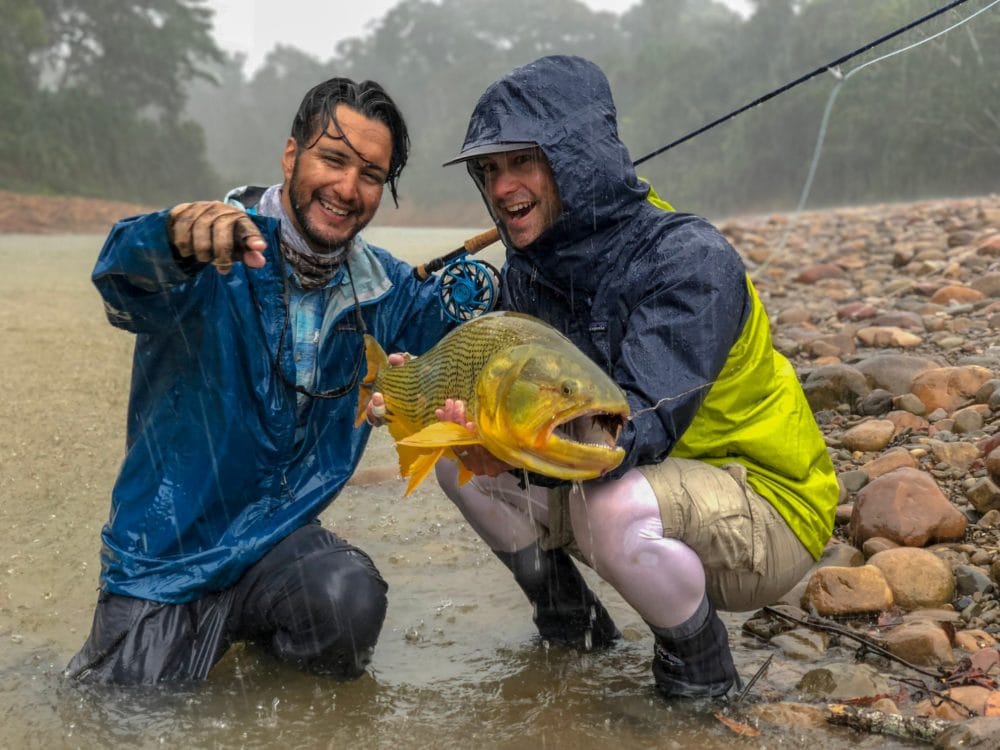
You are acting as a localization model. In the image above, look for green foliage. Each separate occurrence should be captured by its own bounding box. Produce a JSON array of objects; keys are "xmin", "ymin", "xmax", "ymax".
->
[
  {"xmin": 0, "ymin": 0, "xmax": 223, "ymax": 202},
  {"xmin": 3, "ymin": 0, "xmax": 997, "ymax": 219}
]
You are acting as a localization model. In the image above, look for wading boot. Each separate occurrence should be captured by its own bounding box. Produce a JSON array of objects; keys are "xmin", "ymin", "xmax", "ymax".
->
[
  {"xmin": 650, "ymin": 598, "xmax": 738, "ymax": 699},
  {"xmin": 494, "ymin": 543, "xmax": 620, "ymax": 651}
]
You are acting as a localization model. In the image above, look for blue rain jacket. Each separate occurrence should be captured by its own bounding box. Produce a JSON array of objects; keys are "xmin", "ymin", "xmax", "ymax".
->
[
  {"xmin": 456, "ymin": 55, "xmax": 837, "ymax": 556},
  {"xmin": 93, "ymin": 200, "xmax": 453, "ymax": 603}
]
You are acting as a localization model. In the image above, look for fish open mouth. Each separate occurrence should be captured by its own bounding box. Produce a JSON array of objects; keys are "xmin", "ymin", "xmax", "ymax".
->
[{"xmin": 551, "ymin": 410, "xmax": 626, "ymax": 450}]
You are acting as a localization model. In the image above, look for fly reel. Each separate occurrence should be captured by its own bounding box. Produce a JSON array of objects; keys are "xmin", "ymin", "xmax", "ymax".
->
[{"xmin": 438, "ymin": 258, "xmax": 500, "ymax": 322}]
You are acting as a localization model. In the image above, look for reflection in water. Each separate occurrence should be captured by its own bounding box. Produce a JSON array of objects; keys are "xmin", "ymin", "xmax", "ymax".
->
[
  {"xmin": 16, "ymin": 639, "xmax": 730, "ymax": 749},
  {"xmin": 5, "ymin": 634, "xmax": 908, "ymax": 750}
]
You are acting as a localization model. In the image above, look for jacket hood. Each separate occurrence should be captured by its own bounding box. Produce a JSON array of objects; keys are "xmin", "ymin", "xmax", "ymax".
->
[{"xmin": 456, "ymin": 55, "xmax": 649, "ymax": 285}]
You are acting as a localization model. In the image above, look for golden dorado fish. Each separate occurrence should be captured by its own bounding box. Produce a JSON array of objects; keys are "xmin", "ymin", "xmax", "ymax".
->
[{"xmin": 355, "ymin": 311, "xmax": 629, "ymax": 495}]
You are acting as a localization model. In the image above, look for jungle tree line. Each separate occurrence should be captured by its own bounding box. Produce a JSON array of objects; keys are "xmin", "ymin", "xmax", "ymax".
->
[{"xmin": 2, "ymin": 0, "xmax": 997, "ymax": 221}]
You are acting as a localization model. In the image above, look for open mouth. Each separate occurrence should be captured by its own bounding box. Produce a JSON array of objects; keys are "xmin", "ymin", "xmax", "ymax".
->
[
  {"xmin": 552, "ymin": 411, "xmax": 626, "ymax": 450},
  {"xmin": 504, "ymin": 201, "xmax": 534, "ymax": 221},
  {"xmin": 319, "ymin": 197, "xmax": 350, "ymax": 218}
]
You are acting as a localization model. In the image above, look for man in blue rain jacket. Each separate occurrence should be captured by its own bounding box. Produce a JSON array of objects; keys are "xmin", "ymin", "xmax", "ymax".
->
[{"xmin": 65, "ymin": 77, "xmax": 454, "ymax": 685}]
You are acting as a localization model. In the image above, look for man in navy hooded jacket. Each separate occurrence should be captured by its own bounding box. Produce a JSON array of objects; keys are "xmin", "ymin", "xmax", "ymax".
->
[
  {"xmin": 65, "ymin": 77, "xmax": 455, "ymax": 685},
  {"xmin": 435, "ymin": 56, "xmax": 838, "ymax": 699}
]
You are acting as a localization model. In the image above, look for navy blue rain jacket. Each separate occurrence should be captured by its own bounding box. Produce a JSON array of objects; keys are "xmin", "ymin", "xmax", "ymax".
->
[
  {"xmin": 458, "ymin": 55, "xmax": 751, "ymax": 478},
  {"xmin": 93, "ymin": 205, "xmax": 452, "ymax": 602}
]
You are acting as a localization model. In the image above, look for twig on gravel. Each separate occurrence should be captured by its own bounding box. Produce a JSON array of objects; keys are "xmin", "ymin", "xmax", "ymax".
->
[{"xmin": 761, "ymin": 606, "xmax": 945, "ymax": 679}]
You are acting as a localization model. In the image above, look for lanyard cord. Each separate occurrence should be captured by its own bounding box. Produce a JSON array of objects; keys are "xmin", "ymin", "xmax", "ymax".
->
[
  {"xmin": 260, "ymin": 245, "xmax": 369, "ymax": 400},
  {"xmin": 632, "ymin": 0, "xmax": 973, "ymax": 167}
]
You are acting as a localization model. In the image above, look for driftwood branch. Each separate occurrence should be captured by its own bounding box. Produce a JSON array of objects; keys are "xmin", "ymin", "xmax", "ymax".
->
[
  {"xmin": 760, "ymin": 606, "xmax": 945, "ymax": 679},
  {"xmin": 825, "ymin": 703, "xmax": 953, "ymax": 743}
]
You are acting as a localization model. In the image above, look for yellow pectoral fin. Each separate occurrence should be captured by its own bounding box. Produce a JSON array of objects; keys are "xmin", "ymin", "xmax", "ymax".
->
[
  {"xmin": 398, "ymin": 422, "xmax": 482, "ymax": 448},
  {"xmin": 456, "ymin": 462, "xmax": 475, "ymax": 487},
  {"xmin": 403, "ymin": 447, "xmax": 448, "ymax": 496}
]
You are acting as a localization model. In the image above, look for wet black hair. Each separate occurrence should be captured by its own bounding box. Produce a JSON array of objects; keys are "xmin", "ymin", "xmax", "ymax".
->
[{"xmin": 290, "ymin": 77, "xmax": 410, "ymax": 206}]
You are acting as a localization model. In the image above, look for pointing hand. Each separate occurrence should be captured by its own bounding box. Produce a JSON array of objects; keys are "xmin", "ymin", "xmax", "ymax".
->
[{"xmin": 168, "ymin": 201, "xmax": 267, "ymax": 274}]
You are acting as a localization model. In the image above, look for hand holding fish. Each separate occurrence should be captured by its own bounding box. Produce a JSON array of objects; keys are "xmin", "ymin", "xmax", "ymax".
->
[
  {"xmin": 168, "ymin": 201, "xmax": 268, "ymax": 275},
  {"xmin": 365, "ymin": 353, "xmax": 410, "ymax": 426},
  {"xmin": 435, "ymin": 398, "xmax": 512, "ymax": 477},
  {"xmin": 355, "ymin": 312, "xmax": 629, "ymax": 496}
]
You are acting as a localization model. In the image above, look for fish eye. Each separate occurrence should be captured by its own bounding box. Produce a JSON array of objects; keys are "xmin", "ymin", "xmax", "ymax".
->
[{"xmin": 561, "ymin": 380, "xmax": 577, "ymax": 397}]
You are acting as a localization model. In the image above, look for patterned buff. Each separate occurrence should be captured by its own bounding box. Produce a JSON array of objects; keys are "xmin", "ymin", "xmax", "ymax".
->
[{"xmin": 257, "ymin": 184, "xmax": 355, "ymax": 289}]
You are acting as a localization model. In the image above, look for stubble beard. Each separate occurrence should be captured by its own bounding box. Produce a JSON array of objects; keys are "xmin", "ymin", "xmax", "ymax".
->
[{"xmin": 288, "ymin": 158, "xmax": 358, "ymax": 255}]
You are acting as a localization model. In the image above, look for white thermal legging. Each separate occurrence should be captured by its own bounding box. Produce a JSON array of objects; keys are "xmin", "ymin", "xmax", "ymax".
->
[{"xmin": 435, "ymin": 461, "xmax": 707, "ymax": 629}]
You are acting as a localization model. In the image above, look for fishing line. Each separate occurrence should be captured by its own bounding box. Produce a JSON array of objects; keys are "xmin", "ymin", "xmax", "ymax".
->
[
  {"xmin": 631, "ymin": 1, "xmax": 998, "ymax": 419},
  {"xmin": 420, "ymin": 1, "xmax": 992, "ymax": 300},
  {"xmin": 629, "ymin": 382, "xmax": 718, "ymax": 420},
  {"xmin": 749, "ymin": 0, "xmax": 999, "ymax": 281},
  {"xmin": 631, "ymin": 0, "xmax": 977, "ymax": 167}
]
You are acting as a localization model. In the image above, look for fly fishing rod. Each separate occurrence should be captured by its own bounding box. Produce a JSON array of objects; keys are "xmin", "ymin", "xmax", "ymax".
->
[
  {"xmin": 419, "ymin": 0, "xmax": 977, "ymax": 321},
  {"xmin": 413, "ymin": 226, "xmax": 501, "ymax": 322}
]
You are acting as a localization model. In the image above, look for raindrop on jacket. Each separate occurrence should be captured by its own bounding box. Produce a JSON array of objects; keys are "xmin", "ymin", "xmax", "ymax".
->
[{"xmin": 93, "ymin": 199, "xmax": 453, "ymax": 602}]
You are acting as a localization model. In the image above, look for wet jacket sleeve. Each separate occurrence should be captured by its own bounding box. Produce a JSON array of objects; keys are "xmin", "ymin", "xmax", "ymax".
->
[
  {"xmin": 92, "ymin": 210, "xmax": 210, "ymax": 334},
  {"xmin": 606, "ymin": 230, "xmax": 750, "ymax": 479},
  {"xmin": 92, "ymin": 210, "xmax": 276, "ymax": 335}
]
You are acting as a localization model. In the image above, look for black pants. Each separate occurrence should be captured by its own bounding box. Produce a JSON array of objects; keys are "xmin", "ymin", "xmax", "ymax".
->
[{"xmin": 65, "ymin": 523, "xmax": 388, "ymax": 685}]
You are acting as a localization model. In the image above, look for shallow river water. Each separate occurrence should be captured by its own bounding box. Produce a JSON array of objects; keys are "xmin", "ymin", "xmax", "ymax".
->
[{"xmin": 0, "ymin": 230, "xmax": 917, "ymax": 749}]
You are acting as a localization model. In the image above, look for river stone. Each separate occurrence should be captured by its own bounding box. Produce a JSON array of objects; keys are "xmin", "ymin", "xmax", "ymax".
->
[
  {"xmin": 839, "ymin": 468, "xmax": 869, "ymax": 493},
  {"xmin": 842, "ymin": 419, "xmax": 896, "ymax": 452},
  {"xmin": 954, "ymin": 630, "xmax": 998, "ymax": 651},
  {"xmin": 917, "ymin": 687, "xmax": 994, "ymax": 722},
  {"xmin": 879, "ymin": 619, "xmax": 956, "ymax": 667},
  {"xmin": 748, "ymin": 702, "xmax": 829, "ymax": 730},
  {"xmin": 966, "ymin": 478, "xmax": 1000, "ymax": 514},
  {"xmin": 952, "ymin": 406, "xmax": 986, "ymax": 434},
  {"xmin": 817, "ymin": 541, "xmax": 864, "ymax": 568},
  {"xmin": 926, "ymin": 439, "xmax": 981, "ymax": 472},
  {"xmin": 985, "ymin": 447, "xmax": 1000, "ymax": 483},
  {"xmin": 849, "ymin": 467, "xmax": 968, "ymax": 547},
  {"xmin": 893, "ymin": 393, "xmax": 929, "ymax": 416},
  {"xmin": 862, "ymin": 536, "xmax": 900, "ymax": 557},
  {"xmin": 857, "ymin": 388, "xmax": 894, "ymax": 416},
  {"xmin": 803, "ymin": 363, "xmax": 870, "ymax": 411},
  {"xmin": 855, "ymin": 353, "xmax": 944, "ymax": 395},
  {"xmin": 861, "ymin": 446, "xmax": 919, "ymax": 479},
  {"xmin": 770, "ymin": 628, "xmax": 829, "ymax": 660},
  {"xmin": 856, "ymin": 326, "xmax": 923, "ymax": 348},
  {"xmin": 872, "ymin": 310, "xmax": 925, "ymax": 330},
  {"xmin": 930, "ymin": 284, "xmax": 985, "ymax": 305},
  {"xmin": 911, "ymin": 365, "xmax": 995, "ymax": 413},
  {"xmin": 867, "ymin": 547, "xmax": 955, "ymax": 610},
  {"xmin": 934, "ymin": 716, "xmax": 1000, "ymax": 750},
  {"xmin": 796, "ymin": 663, "xmax": 891, "ymax": 701},
  {"xmin": 801, "ymin": 565, "xmax": 894, "ymax": 616},
  {"xmin": 796, "ymin": 263, "xmax": 847, "ymax": 284},
  {"xmin": 837, "ymin": 302, "xmax": 879, "ymax": 321},
  {"xmin": 953, "ymin": 564, "xmax": 995, "ymax": 596}
]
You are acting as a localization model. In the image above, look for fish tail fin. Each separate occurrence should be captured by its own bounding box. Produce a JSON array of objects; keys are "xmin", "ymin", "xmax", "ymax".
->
[
  {"xmin": 402, "ymin": 447, "xmax": 447, "ymax": 496},
  {"xmin": 355, "ymin": 334, "xmax": 389, "ymax": 427}
]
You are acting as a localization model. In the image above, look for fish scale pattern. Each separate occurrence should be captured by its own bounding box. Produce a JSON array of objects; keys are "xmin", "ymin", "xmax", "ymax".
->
[{"xmin": 378, "ymin": 315, "xmax": 547, "ymax": 432}]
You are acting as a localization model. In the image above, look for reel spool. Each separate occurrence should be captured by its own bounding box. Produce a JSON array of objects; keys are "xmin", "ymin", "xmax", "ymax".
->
[{"xmin": 438, "ymin": 257, "xmax": 500, "ymax": 322}]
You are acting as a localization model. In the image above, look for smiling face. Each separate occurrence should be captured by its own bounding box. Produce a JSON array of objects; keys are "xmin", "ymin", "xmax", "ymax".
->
[
  {"xmin": 281, "ymin": 103, "xmax": 391, "ymax": 253},
  {"xmin": 474, "ymin": 147, "xmax": 562, "ymax": 250}
]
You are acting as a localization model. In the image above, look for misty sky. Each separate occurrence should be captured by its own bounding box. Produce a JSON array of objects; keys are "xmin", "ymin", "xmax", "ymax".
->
[{"xmin": 205, "ymin": 0, "xmax": 753, "ymax": 75}]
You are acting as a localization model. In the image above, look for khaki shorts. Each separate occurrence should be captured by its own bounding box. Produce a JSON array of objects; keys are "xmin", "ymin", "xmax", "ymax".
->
[
  {"xmin": 545, "ymin": 458, "xmax": 815, "ymax": 613},
  {"xmin": 638, "ymin": 458, "xmax": 814, "ymax": 612}
]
